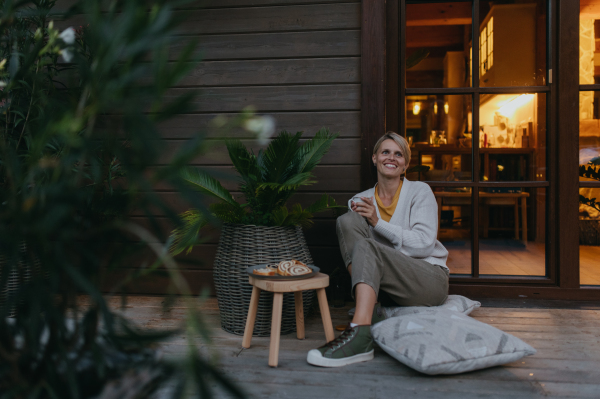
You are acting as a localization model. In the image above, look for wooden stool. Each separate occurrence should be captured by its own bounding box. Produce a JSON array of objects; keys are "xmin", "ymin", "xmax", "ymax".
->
[{"xmin": 241, "ymin": 272, "xmax": 335, "ymax": 367}]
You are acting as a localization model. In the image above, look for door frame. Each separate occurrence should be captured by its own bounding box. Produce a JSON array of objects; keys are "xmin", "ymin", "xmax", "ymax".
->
[{"xmin": 360, "ymin": 0, "xmax": 600, "ymax": 299}]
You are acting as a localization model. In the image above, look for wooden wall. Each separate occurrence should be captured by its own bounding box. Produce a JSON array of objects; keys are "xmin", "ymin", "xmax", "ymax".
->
[{"xmin": 122, "ymin": 0, "xmax": 362, "ymax": 294}]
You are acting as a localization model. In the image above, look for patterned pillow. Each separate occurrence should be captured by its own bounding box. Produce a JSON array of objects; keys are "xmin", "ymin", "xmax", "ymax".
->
[
  {"xmin": 382, "ymin": 295, "xmax": 481, "ymax": 319},
  {"xmin": 371, "ymin": 308, "xmax": 536, "ymax": 375}
]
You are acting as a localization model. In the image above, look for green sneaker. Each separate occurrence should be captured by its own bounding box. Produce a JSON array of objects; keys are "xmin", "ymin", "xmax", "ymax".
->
[{"xmin": 306, "ymin": 324, "xmax": 374, "ymax": 367}]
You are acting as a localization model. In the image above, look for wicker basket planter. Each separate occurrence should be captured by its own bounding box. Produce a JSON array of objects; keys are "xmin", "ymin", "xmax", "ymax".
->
[
  {"xmin": 213, "ymin": 223, "xmax": 315, "ymax": 336},
  {"xmin": 0, "ymin": 242, "xmax": 40, "ymax": 317}
]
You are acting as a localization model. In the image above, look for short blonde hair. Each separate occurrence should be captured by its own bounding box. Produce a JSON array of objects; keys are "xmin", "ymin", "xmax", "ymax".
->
[{"xmin": 373, "ymin": 132, "xmax": 411, "ymax": 169}]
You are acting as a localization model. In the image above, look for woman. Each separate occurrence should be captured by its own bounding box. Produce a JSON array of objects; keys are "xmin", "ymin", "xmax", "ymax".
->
[{"xmin": 307, "ymin": 132, "xmax": 449, "ymax": 368}]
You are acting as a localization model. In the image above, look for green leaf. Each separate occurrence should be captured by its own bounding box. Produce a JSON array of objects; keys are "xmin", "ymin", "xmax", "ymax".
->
[
  {"xmin": 209, "ymin": 202, "xmax": 245, "ymax": 224},
  {"xmin": 271, "ymin": 206, "xmax": 289, "ymax": 226},
  {"xmin": 180, "ymin": 167, "xmax": 238, "ymax": 206},
  {"xmin": 256, "ymin": 172, "xmax": 315, "ymax": 192},
  {"xmin": 305, "ymin": 194, "xmax": 344, "ymax": 214},
  {"xmin": 260, "ymin": 131, "xmax": 303, "ymax": 182},
  {"xmin": 407, "ymin": 48, "xmax": 430, "ymax": 69},
  {"xmin": 296, "ymin": 127, "xmax": 338, "ymax": 174},
  {"xmin": 170, "ymin": 209, "xmax": 209, "ymax": 255}
]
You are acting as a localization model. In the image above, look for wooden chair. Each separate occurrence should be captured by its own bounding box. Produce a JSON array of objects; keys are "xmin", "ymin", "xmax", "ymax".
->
[{"xmin": 241, "ymin": 273, "xmax": 335, "ymax": 367}]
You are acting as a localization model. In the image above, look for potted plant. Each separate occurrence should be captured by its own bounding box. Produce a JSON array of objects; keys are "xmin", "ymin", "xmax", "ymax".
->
[{"xmin": 172, "ymin": 129, "xmax": 342, "ymax": 336}]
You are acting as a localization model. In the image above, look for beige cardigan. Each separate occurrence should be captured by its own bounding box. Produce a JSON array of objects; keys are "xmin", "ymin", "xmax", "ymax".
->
[{"xmin": 348, "ymin": 178, "xmax": 449, "ymax": 269}]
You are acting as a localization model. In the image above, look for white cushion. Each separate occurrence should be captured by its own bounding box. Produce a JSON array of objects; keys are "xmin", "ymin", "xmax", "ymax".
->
[
  {"xmin": 348, "ymin": 295, "xmax": 481, "ymax": 319},
  {"xmin": 371, "ymin": 308, "xmax": 536, "ymax": 375},
  {"xmin": 382, "ymin": 295, "xmax": 481, "ymax": 319}
]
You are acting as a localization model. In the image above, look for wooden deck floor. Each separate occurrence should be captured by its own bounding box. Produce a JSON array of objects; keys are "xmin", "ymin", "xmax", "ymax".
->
[{"xmin": 104, "ymin": 296, "xmax": 600, "ymax": 399}]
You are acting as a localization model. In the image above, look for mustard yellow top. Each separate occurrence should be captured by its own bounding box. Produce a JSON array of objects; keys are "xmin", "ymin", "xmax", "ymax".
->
[{"xmin": 375, "ymin": 181, "xmax": 403, "ymax": 222}]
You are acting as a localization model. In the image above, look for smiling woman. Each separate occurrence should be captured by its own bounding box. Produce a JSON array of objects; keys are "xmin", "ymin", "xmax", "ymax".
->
[{"xmin": 306, "ymin": 132, "xmax": 450, "ymax": 368}]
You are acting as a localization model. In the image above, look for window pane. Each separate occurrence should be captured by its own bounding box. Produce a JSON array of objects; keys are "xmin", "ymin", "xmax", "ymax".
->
[
  {"xmin": 405, "ymin": 2, "xmax": 473, "ymax": 89},
  {"xmin": 436, "ymin": 188, "xmax": 472, "ymax": 276},
  {"xmin": 479, "ymin": 1, "xmax": 547, "ymax": 87},
  {"xmin": 478, "ymin": 93, "xmax": 546, "ymax": 182},
  {"xmin": 579, "ymin": 91, "xmax": 600, "ymax": 177},
  {"xmin": 479, "ymin": 187, "xmax": 545, "ymax": 276},
  {"xmin": 579, "ymin": 6, "xmax": 600, "ymax": 85},
  {"xmin": 579, "ymin": 90, "xmax": 600, "ymax": 285},
  {"xmin": 407, "ymin": 95, "xmax": 473, "ymax": 182}
]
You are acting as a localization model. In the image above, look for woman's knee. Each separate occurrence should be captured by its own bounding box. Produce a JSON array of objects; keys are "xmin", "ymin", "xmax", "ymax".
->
[{"xmin": 336, "ymin": 211, "xmax": 367, "ymax": 234}]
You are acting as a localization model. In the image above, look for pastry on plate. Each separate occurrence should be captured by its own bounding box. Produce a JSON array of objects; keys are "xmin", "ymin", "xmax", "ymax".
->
[
  {"xmin": 286, "ymin": 264, "xmax": 312, "ymax": 276},
  {"xmin": 253, "ymin": 265, "xmax": 277, "ymax": 276},
  {"xmin": 277, "ymin": 260, "xmax": 296, "ymax": 276}
]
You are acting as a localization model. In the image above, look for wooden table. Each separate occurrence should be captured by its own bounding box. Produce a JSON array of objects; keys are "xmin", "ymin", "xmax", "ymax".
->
[
  {"xmin": 434, "ymin": 191, "xmax": 530, "ymax": 244},
  {"xmin": 241, "ymin": 272, "xmax": 335, "ymax": 367}
]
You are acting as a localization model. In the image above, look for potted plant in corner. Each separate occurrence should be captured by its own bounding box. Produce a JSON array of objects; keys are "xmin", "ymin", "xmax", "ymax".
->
[{"xmin": 172, "ymin": 128, "xmax": 342, "ymax": 336}]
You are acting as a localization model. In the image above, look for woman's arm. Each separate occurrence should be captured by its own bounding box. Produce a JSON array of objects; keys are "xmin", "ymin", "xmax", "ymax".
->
[{"xmin": 372, "ymin": 185, "xmax": 438, "ymax": 257}]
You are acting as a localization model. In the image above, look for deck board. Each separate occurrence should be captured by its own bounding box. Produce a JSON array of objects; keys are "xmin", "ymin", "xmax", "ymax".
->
[{"xmin": 87, "ymin": 296, "xmax": 600, "ymax": 398}]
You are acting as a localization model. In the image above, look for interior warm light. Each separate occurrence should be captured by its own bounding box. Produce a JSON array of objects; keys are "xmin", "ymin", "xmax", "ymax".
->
[
  {"xmin": 434, "ymin": 103, "xmax": 438, "ymax": 114},
  {"xmin": 497, "ymin": 94, "xmax": 534, "ymax": 117},
  {"xmin": 497, "ymin": 165, "xmax": 504, "ymax": 171},
  {"xmin": 444, "ymin": 102, "xmax": 449, "ymax": 114},
  {"xmin": 413, "ymin": 102, "xmax": 421, "ymax": 115}
]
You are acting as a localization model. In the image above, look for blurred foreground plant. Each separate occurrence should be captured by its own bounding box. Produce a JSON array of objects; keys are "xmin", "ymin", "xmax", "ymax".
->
[{"xmin": 0, "ymin": 0, "xmax": 246, "ymax": 397}]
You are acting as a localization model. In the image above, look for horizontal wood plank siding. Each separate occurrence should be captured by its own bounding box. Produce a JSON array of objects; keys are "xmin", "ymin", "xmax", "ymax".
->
[
  {"xmin": 181, "ymin": 58, "xmax": 360, "ymax": 86},
  {"xmin": 104, "ymin": 2, "xmax": 361, "ymax": 294},
  {"xmin": 194, "ymin": 30, "xmax": 360, "ymax": 60},
  {"xmin": 155, "ymin": 112, "xmax": 361, "ymax": 138},
  {"xmin": 164, "ymin": 85, "xmax": 360, "ymax": 112},
  {"xmin": 175, "ymin": 4, "xmax": 361, "ymax": 35},
  {"xmin": 157, "ymin": 138, "xmax": 360, "ymax": 165}
]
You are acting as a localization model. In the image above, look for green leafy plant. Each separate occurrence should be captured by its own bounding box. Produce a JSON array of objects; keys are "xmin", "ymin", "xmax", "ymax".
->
[
  {"xmin": 406, "ymin": 48, "xmax": 430, "ymax": 69},
  {"xmin": 172, "ymin": 129, "xmax": 343, "ymax": 254},
  {"xmin": 580, "ymin": 157, "xmax": 600, "ymax": 212},
  {"xmin": 0, "ymin": 0, "xmax": 248, "ymax": 397}
]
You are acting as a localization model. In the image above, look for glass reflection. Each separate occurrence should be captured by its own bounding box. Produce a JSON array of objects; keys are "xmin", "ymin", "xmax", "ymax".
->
[
  {"xmin": 479, "ymin": 93, "xmax": 546, "ymax": 182},
  {"xmin": 480, "ymin": 187, "xmax": 545, "ymax": 276},
  {"xmin": 579, "ymin": 7, "xmax": 600, "ymax": 85},
  {"xmin": 406, "ymin": 2, "xmax": 472, "ymax": 89},
  {"xmin": 407, "ymin": 95, "xmax": 473, "ymax": 182},
  {"xmin": 479, "ymin": 1, "xmax": 546, "ymax": 87},
  {"xmin": 578, "ymin": 91, "xmax": 600, "ymax": 285},
  {"xmin": 436, "ymin": 189, "xmax": 472, "ymax": 276}
]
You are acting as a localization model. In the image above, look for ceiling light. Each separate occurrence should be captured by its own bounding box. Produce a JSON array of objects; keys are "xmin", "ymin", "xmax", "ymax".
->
[{"xmin": 413, "ymin": 102, "xmax": 421, "ymax": 115}]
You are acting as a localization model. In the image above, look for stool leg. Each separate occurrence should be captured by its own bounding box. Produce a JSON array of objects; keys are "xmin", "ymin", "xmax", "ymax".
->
[
  {"xmin": 242, "ymin": 286, "xmax": 261, "ymax": 349},
  {"xmin": 294, "ymin": 291, "xmax": 305, "ymax": 340},
  {"xmin": 269, "ymin": 292, "xmax": 283, "ymax": 367},
  {"xmin": 316, "ymin": 288, "xmax": 335, "ymax": 343}
]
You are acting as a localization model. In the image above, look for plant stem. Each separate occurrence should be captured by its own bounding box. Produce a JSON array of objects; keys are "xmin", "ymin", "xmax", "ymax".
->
[{"xmin": 16, "ymin": 59, "xmax": 40, "ymax": 149}]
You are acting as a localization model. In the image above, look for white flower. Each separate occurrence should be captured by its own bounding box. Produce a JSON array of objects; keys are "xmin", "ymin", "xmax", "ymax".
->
[
  {"xmin": 59, "ymin": 27, "xmax": 76, "ymax": 45},
  {"xmin": 60, "ymin": 49, "xmax": 73, "ymax": 63},
  {"xmin": 59, "ymin": 27, "xmax": 76, "ymax": 63},
  {"xmin": 244, "ymin": 116, "xmax": 276, "ymax": 145}
]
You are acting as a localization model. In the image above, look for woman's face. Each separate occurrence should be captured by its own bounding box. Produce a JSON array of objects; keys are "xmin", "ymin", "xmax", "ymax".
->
[{"xmin": 372, "ymin": 139, "xmax": 406, "ymax": 179}]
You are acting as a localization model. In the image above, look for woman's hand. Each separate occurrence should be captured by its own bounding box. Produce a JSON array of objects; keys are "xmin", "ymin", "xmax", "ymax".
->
[{"xmin": 353, "ymin": 197, "xmax": 379, "ymax": 227}]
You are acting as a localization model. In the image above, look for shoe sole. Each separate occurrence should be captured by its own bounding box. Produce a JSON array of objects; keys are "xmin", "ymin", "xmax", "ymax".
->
[{"xmin": 306, "ymin": 349, "xmax": 374, "ymax": 367}]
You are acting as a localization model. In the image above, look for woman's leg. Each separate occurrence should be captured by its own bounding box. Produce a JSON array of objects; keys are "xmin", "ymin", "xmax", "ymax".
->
[
  {"xmin": 351, "ymin": 283, "xmax": 377, "ymax": 325},
  {"xmin": 352, "ymin": 238, "xmax": 449, "ymax": 308},
  {"xmin": 336, "ymin": 211, "xmax": 371, "ymax": 273}
]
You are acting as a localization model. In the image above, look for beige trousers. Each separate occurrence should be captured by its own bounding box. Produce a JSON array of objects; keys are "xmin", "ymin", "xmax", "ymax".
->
[{"xmin": 336, "ymin": 211, "xmax": 449, "ymax": 307}]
